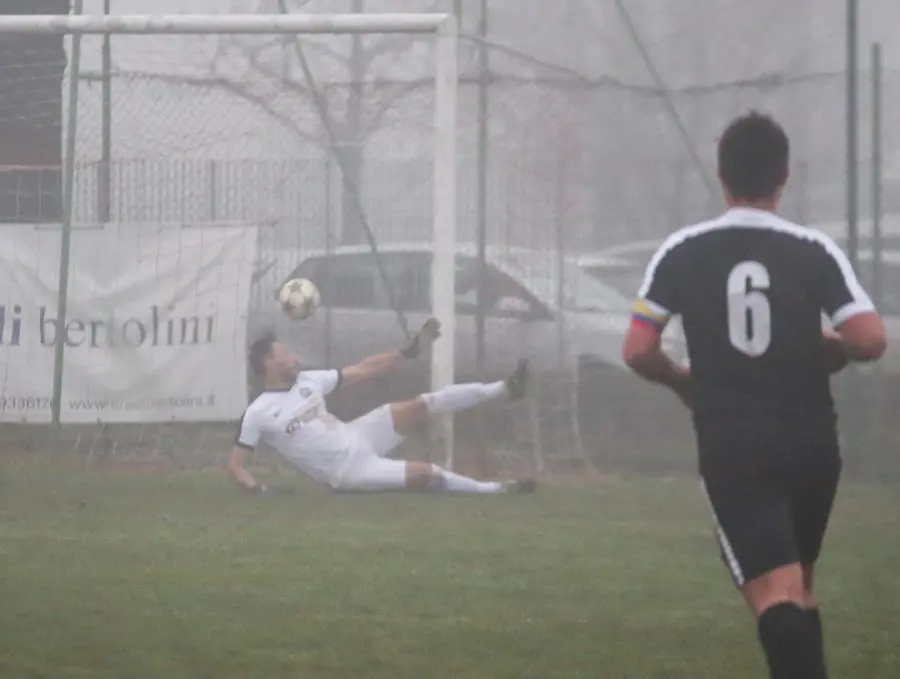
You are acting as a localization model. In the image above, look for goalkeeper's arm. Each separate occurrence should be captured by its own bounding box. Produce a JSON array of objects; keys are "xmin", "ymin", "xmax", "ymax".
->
[
  {"xmin": 226, "ymin": 445, "xmax": 266, "ymax": 494},
  {"xmin": 340, "ymin": 318, "xmax": 441, "ymax": 387}
]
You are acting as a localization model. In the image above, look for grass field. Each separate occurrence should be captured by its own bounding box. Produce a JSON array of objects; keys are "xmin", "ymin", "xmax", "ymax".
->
[{"xmin": 1, "ymin": 461, "xmax": 898, "ymax": 679}]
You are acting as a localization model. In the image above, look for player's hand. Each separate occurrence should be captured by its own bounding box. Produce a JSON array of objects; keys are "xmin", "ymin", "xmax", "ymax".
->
[
  {"xmin": 401, "ymin": 317, "xmax": 442, "ymax": 359},
  {"xmin": 670, "ymin": 368, "xmax": 694, "ymax": 411},
  {"xmin": 672, "ymin": 384, "xmax": 693, "ymax": 411},
  {"xmin": 674, "ymin": 389, "xmax": 694, "ymax": 411},
  {"xmin": 823, "ymin": 329, "xmax": 850, "ymax": 374},
  {"xmin": 245, "ymin": 482, "xmax": 296, "ymax": 497}
]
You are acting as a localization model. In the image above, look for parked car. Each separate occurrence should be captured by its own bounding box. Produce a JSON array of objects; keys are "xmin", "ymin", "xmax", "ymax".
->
[{"xmin": 248, "ymin": 242, "xmax": 685, "ymax": 413}]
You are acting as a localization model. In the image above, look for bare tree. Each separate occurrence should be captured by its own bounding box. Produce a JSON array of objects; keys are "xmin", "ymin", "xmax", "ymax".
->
[{"xmin": 211, "ymin": 0, "xmax": 447, "ymax": 244}]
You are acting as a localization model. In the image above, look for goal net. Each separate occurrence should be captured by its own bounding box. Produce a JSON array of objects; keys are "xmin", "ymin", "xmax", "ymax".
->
[{"xmin": 0, "ymin": 12, "xmax": 459, "ymax": 469}]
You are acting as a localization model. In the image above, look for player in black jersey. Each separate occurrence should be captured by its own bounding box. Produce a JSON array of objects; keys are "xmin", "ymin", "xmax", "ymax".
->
[{"xmin": 622, "ymin": 111, "xmax": 886, "ymax": 679}]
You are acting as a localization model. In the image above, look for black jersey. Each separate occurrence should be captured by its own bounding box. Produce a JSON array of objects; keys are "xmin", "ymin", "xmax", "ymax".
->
[{"xmin": 634, "ymin": 207, "xmax": 875, "ymax": 423}]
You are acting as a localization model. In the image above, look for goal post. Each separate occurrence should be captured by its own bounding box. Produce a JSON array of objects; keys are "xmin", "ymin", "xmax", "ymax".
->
[{"xmin": 0, "ymin": 13, "xmax": 458, "ymax": 468}]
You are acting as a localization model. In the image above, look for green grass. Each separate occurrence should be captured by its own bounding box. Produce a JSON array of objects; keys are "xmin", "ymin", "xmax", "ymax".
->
[{"xmin": 1, "ymin": 462, "xmax": 898, "ymax": 679}]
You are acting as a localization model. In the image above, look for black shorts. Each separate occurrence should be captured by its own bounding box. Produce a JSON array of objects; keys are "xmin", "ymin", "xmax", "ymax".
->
[{"xmin": 697, "ymin": 417, "xmax": 842, "ymax": 588}]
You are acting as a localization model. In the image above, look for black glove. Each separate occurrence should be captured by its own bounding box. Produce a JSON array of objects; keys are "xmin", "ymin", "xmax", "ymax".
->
[{"xmin": 401, "ymin": 317, "xmax": 442, "ymax": 359}]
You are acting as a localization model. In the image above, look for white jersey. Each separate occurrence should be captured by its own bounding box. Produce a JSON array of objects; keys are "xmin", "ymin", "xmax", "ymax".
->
[{"xmin": 235, "ymin": 370, "xmax": 358, "ymax": 485}]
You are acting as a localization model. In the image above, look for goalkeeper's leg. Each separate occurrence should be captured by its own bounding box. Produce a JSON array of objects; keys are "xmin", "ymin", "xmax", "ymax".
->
[
  {"xmin": 339, "ymin": 360, "xmax": 534, "ymax": 494},
  {"xmin": 336, "ymin": 456, "xmax": 533, "ymax": 494},
  {"xmin": 393, "ymin": 358, "xmax": 530, "ymax": 436},
  {"xmin": 352, "ymin": 359, "xmax": 530, "ymax": 459}
]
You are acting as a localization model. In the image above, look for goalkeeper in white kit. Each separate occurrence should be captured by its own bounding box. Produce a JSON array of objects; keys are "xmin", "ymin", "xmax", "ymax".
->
[{"xmin": 227, "ymin": 318, "xmax": 536, "ymax": 494}]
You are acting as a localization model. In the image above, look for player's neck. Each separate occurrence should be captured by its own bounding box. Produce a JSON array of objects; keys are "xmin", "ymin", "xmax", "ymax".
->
[
  {"xmin": 727, "ymin": 199, "xmax": 778, "ymax": 213},
  {"xmin": 264, "ymin": 376, "xmax": 293, "ymax": 391}
]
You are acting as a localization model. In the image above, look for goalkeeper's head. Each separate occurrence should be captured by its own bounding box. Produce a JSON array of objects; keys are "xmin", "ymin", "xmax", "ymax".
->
[{"xmin": 249, "ymin": 331, "xmax": 300, "ymax": 386}]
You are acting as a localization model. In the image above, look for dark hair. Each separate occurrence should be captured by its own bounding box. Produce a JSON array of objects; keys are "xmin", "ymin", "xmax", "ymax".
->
[
  {"xmin": 717, "ymin": 111, "xmax": 789, "ymax": 202},
  {"xmin": 248, "ymin": 331, "xmax": 277, "ymax": 377}
]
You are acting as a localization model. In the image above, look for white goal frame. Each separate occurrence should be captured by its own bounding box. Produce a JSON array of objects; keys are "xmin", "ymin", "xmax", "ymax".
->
[{"xmin": 1, "ymin": 13, "xmax": 459, "ymax": 468}]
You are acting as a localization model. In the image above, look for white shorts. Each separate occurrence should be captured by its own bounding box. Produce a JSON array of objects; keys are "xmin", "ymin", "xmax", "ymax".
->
[{"xmin": 332, "ymin": 405, "xmax": 409, "ymax": 492}]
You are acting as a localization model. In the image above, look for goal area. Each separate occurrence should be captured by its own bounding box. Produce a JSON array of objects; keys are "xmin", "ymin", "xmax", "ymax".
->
[{"xmin": 0, "ymin": 13, "xmax": 459, "ymax": 468}]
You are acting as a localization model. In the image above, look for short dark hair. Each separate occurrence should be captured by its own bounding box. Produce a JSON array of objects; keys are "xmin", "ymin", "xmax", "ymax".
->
[
  {"xmin": 717, "ymin": 111, "xmax": 789, "ymax": 202},
  {"xmin": 248, "ymin": 331, "xmax": 277, "ymax": 377}
]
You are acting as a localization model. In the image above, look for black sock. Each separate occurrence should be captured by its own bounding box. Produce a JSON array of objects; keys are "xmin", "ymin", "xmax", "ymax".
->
[
  {"xmin": 757, "ymin": 602, "xmax": 822, "ymax": 679},
  {"xmin": 807, "ymin": 608, "xmax": 828, "ymax": 678}
]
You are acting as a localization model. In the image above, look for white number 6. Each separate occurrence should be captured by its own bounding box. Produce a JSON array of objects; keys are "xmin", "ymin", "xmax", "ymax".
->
[{"xmin": 727, "ymin": 261, "xmax": 771, "ymax": 357}]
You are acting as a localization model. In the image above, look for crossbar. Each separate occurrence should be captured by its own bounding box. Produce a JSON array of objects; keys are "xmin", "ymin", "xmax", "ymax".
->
[{"xmin": 0, "ymin": 13, "xmax": 450, "ymax": 35}]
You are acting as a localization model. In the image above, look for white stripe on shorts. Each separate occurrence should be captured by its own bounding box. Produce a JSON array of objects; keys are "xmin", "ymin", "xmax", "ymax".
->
[{"xmin": 700, "ymin": 480, "xmax": 746, "ymax": 587}]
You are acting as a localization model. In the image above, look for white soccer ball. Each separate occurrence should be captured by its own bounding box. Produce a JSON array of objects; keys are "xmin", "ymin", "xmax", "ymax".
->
[{"xmin": 278, "ymin": 278, "xmax": 321, "ymax": 321}]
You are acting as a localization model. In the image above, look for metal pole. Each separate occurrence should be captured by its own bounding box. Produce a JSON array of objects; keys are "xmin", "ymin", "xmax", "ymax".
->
[
  {"xmin": 323, "ymin": 152, "xmax": 333, "ymax": 367},
  {"xmin": 474, "ymin": 0, "xmax": 488, "ymax": 379},
  {"xmin": 430, "ymin": 17, "xmax": 459, "ymax": 470},
  {"xmin": 98, "ymin": 0, "xmax": 111, "ymax": 223},
  {"xmin": 554, "ymin": 138, "xmax": 568, "ymax": 371},
  {"xmin": 846, "ymin": 0, "xmax": 859, "ymax": 269},
  {"xmin": 473, "ymin": 0, "xmax": 489, "ymax": 474},
  {"xmin": 870, "ymin": 40, "xmax": 886, "ymax": 467},
  {"xmin": 345, "ymin": 0, "xmax": 364, "ymax": 245},
  {"xmin": 51, "ymin": 0, "xmax": 85, "ymax": 425},
  {"xmin": 207, "ymin": 159, "xmax": 217, "ymax": 220},
  {"xmin": 452, "ymin": 0, "xmax": 463, "ymax": 26},
  {"xmin": 871, "ymin": 42, "xmax": 883, "ymax": 311},
  {"xmin": 844, "ymin": 0, "xmax": 861, "ymax": 458}
]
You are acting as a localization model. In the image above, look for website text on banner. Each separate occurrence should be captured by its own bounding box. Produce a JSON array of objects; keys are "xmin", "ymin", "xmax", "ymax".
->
[{"xmin": 0, "ymin": 222, "xmax": 258, "ymax": 424}]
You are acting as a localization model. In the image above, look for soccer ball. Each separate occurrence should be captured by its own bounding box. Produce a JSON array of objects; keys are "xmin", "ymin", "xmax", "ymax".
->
[{"xmin": 278, "ymin": 278, "xmax": 321, "ymax": 321}]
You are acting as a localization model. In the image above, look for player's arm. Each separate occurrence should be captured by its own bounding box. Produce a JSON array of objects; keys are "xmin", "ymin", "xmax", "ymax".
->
[
  {"xmin": 622, "ymin": 308, "xmax": 691, "ymax": 399},
  {"xmin": 622, "ymin": 244, "xmax": 692, "ymax": 404},
  {"xmin": 226, "ymin": 412, "xmax": 266, "ymax": 493},
  {"xmin": 817, "ymin": 239, "xmax": 887, "ymax": 363},
  {"xmin": 340, "ymin": 318, "xmax": 442, "ymax": 387}
]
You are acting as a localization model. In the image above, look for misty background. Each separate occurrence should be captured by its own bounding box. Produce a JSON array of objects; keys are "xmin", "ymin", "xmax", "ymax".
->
[{"xmin": 6, "ymin": 0, "xmax": 893, "ymax": 252}]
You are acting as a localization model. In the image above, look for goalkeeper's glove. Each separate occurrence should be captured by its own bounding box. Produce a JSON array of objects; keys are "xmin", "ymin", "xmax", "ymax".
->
[{"xmin": 400, "ymin": 317, "xmax": 442, "ymax": 359}]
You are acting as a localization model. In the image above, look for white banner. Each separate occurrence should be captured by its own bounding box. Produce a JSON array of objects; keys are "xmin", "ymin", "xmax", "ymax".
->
[{"xmin": 0, "ymin": 222, "xmax": 259, "ymax": 423}]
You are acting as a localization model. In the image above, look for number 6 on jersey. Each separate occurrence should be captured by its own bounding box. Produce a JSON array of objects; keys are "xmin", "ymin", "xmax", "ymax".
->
[{"xmin": 727, "ymin": 260, "xmax": 771, "ymax": 357}]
